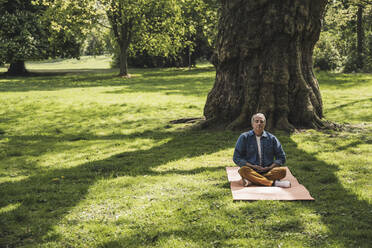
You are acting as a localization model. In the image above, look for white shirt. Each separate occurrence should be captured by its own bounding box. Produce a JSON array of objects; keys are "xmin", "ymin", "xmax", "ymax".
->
[{"xmin": 256, "ymin": 136, "xmax": 262, "ymax": 165}]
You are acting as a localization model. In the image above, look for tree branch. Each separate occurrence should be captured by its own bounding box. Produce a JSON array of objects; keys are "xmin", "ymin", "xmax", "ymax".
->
[{"xmin": 96, "ymin": 21, "xmax": 111, "ymax": 29}]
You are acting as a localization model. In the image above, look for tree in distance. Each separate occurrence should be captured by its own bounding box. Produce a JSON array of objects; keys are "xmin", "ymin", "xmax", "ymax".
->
[
  {"xmin": 101, "ymin": 0, "xmax": 186, "ymax": 77},
  {"xmin": 0, "ymin": 0, "xmax": 95, "ymax": 76},
  {"xmin": 109, "ymin": 0, "xmax": 219, "ymax": 69}
]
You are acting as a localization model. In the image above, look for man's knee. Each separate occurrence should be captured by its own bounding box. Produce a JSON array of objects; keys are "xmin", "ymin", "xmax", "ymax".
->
[
  {"xmin": 271, "ymin": 167, "xmax": 286, "ymax": 178},
  {"xmin": 238, "ymin": 166, "xmax": 254, "ymax": 178},
  {"xmin": 264, "ymin": 167, "xmax": 286, "ymax": 180}
]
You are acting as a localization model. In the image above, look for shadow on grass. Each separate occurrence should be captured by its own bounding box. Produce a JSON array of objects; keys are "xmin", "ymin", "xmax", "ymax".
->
[
  {"xmin": 1, "ymin": 128, "xmax": 371, "ymax": 247},
  {"xmin": 326, "ymin": 98, "xmax": 372, "ymax": 112},
  {"xmin": 316, "ymin": 71, "xmax": 372, "ymax": 89},
  {"xmin": 98, "ymin": 134, "xmax": 372, "ymax": 247},
  {"xmin": 0, "ymin": 129, "xmax": 235, "ymax": 247},
  {"xmin": 325, "ymin": 97, "xmax": 372, "ymax": 123},
  {"xmin": 0, "ymin": 69, "xmax": 117, "ymax": 77},
  {"xmin": 0, "ymin": 67, "xmax": 215, "ymax": 97}
]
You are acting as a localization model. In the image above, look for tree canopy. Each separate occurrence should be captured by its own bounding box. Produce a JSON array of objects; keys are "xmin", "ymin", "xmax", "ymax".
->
[
  {"xmin": 314, "ymin": 0, "xmax": 372, "ymax": 72},
  {"xmin": 0, "ymin": 0, "xmax": 96, "ymax": 75},
  {"xmin": 2, "ymin": 0, "xmax": 371, "ymax": 76},
  {"xmin": 99, "ymin": 0, "xmax": 187, "ymax": 76}
]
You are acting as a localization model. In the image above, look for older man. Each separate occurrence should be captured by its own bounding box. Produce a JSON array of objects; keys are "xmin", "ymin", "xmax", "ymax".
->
[{"xmin": 233, "ymin": 113, "xmax": 291, "ymax": 188}]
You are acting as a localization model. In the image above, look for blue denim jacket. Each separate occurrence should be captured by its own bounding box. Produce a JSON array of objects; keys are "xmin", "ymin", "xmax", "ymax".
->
[{"xmin": 233, "ymin": 130, "xmax": 286, "ymax": 168}]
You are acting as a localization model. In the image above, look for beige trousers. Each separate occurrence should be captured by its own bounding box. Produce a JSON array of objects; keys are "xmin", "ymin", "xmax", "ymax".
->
[{"xmin": 238, "ymin": 166, "xmax": 287, "ymax": 186}]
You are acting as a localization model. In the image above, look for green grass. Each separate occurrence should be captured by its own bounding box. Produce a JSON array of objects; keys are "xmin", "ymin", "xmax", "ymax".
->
[{"xmin": 0, "ymin": 58, "xmax": 371, "ymax": 247}]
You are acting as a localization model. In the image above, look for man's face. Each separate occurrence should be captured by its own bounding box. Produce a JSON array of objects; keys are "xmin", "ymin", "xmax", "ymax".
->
[{"xmin": 252, "ymin": 116, "xmax": 266, "ymax": 135}]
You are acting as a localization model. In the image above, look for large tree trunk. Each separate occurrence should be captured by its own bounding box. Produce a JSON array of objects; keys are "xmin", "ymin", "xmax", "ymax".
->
[
  {"xmin": 203, "ymin": 0, "xmax": 328, "ymax": 131},
  {"xmin": 6, "ymin": 61, "xmax": 28, "ymax": 76}
]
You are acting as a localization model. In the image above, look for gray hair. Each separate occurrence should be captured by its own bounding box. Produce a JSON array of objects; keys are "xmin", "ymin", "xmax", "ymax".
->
[{"xmin": 251, "ymin": 113, "xmax": 266, "ymax": 125}]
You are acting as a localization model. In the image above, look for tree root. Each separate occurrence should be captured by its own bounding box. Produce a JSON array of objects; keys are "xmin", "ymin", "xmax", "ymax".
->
[
  {"xmin": 190, "ymin": 114, "xmax": 342, "ymax": 133},
  {"xmin": 118, "ymin": 74, "xmax": 131, "ymax": 78},
  {"xmin": 275, "ymin": 117, "xmax": 295, "ymax": 132},
  {"xmin": 310, "ymin": 115, "xmax": 343, "ymax": 131},
  {"xmin": 169, "ymin": 117, "xmax": 205, "ymax": 124},
  {"xmin": 226, "ymin": 112, "xmax": 250, "ymax": 131},
  {"xmin": 189, "ymin": 117, "xmax": 224, "ymax": 130}
]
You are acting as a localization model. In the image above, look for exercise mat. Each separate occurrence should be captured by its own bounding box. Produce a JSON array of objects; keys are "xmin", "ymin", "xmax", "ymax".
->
[{"xmin": 226, "ymin": 167, "xmax": 315, "ymax": 201}]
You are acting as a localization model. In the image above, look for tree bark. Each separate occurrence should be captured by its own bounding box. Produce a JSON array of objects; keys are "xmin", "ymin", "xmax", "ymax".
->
[
  {"xmin": 203, "ymin": 0, "xmax": 328, "ymax": 131},
  {"xmin": 117, "ymin": 20, "xmax": 132, "ymax": 77},
  {"xmin": 106, "ymin": 2, "xmax": 132, "ymax": 77},
  {"xmin": 6, "ymin": 61, "xmax": 28, "ymax": 76},
  {"xmin": 356, "ymin": 4, "xmax": 364, "ymax": 70},
  {"xmin": 119, "ymin": 42, "xmax": 129, "ymax": 77}
]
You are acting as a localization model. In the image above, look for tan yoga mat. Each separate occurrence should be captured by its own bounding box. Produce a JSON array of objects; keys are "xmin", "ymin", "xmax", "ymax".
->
[{"xmin": 226, "ymin": 167, "xmax": 314, "ymax": 201}]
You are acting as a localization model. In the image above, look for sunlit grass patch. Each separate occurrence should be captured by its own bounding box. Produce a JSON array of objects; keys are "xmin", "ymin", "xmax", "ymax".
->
[
  {"xmin": 27, "ymin": 55, "xmax": 113, "ymax": 70},
  {"xmin": 317, "ymin": 71, "xmax": 372, "ymax": 124}
]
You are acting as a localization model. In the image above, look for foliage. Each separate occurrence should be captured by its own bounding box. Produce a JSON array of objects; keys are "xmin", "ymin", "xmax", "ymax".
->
[
  {"xmin": 83, "ymin": 28, "xmax": 112, "ymax": 56},
  {"xmin": 0, "ymin": 57, "xmax": 371, "ymax": 247},
  {"xmin": 178, "ymin": 0, "xmax": 218, "ymax": 57},
  {"xmin": 100, "ymin": 0, "xmax": 188, "ymax": 75},
  {"xmin": 112, "ymin": 50, "xmax": 194, "ymax": 68},
  {"xmin": 109, "ymin": 0, "xmax": 219, "ymax": 69},
  {"xmin": 315, "ymin": 0, "xmax": 372, "ymax": 72},
  {"xmin": 0, "ymin": 0, "xmax": 96, "ymax": 66},
  {"xmin": 0, "ymin": 0, "xmax": 48, "ymax": 64},
  {"xmin": 313, "ymin": 32, "xmax": 343, "ymax": 70},
  {"xmin": 42, "ymin": 0, "xmax": 97, "ymax": 58}
]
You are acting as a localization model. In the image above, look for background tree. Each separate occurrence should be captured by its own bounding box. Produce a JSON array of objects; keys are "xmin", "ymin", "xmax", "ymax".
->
[
  {"xmin": 83, "ymin": 27, "xmax": 112, "ymax": 56},
  {"xmin": 110, "ymin": 0, "xmax": 219, "ymax": 69},
  {"xmin": 100, "ymin": 0, "xmax": 186, "ymax": 77},
  {"xmin": 163, "ymin": 0, "xmax": 218, "ymax": 68},
  {"xmin": 172, "ymin": 0, "xmax": 219, "ymax": 68},
  {"xmin": 349, "ymin": 0, "xmax": 372, "ymax": 71},
  {"xmin": 0, "ymin": 0, "xmax": 95, "ymax": 75},
  {"xmin": 0, "ymin": 0, "xmax": 47, "ymax": 75},
  {"xmin": 314, "ymin": 0, "xmax": 372, "ymax": 72},
  {"xmin": 202, "ymin": 0, "xmax": 328, "ymax": 131}
]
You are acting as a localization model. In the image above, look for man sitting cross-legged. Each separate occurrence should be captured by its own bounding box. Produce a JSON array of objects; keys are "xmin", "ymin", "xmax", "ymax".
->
[{"xmin": 233, "ymin": 113, "xmax": 291, "ymax": 188}]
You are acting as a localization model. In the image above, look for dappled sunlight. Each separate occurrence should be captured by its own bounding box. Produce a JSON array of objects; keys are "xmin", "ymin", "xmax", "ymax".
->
[
  {"xmin": 0, "ymin": 62, "xmax": 215, "ymax": 98},
  {"xmin": 152, "ymin": 148, "xmax": 234, "ymax": 173},
  {"xmin": 317, "ymin": 71, "xmax": 372, "ymax": 88},
  {"xmin": 0, "ymin": 203, "xmax": 21, "ymax": 214},
  {"xmin": 0, "ymin": 175, "xmax": 29, "ymax": 184},
  {"xmin": 290, "ymin": 130, "xmax": 371, "ymax": 202},
  {"xmin": 320, "ymin": 72, "xmax": 372, "ymax": 124},
  {"xmin": 26, "ymin": 55, "xmax": 113, "ymax": 70}
]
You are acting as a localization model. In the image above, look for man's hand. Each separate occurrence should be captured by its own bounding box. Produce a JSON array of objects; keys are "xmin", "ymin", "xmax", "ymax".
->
[
  {"xmin": 246, "ymin": 163, "xmax": 269, "ymax": 173},
  {"xmin": 268, "ymin": 163, "xmax": 279, "ymax": 170},
  {"xmin": 246, "ymin": 163, "xmax": 279, "ymax": 173},
  {"xmin": 255, "ymin": 165, "xmax": 270, "ymax": 173}
]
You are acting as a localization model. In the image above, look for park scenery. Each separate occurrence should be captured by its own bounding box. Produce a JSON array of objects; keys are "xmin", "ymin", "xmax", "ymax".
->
[{"xmin": 1, "ymin": 1, "xmax": 372, "ymax": 248}]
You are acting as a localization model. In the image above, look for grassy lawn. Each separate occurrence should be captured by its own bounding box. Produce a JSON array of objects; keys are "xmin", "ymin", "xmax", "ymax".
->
[{"xmin": 0, "ymin": 57, "xmax": 371, "ymax": 247}]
